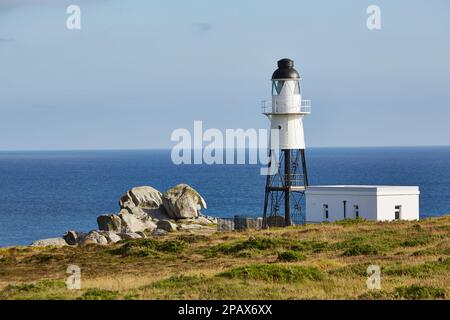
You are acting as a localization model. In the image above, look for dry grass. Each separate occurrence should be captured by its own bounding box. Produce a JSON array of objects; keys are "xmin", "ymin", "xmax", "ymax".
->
[{"xmin": 0, "ymin": 216, "xmax": 449, "ymax": 300}]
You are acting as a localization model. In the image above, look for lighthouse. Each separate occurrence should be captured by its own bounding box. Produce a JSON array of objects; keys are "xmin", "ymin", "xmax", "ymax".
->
[{"xmin": 262, "ymin": 58, "xmax": 311, "ymax": 227}]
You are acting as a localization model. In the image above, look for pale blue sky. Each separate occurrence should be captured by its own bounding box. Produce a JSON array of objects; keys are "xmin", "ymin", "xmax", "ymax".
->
[{"xmin": 0, "ymin": 0, "xmax": 449, "ymax": 150}]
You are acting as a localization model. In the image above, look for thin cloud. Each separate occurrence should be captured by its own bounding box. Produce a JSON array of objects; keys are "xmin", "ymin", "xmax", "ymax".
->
[
  {"xmin": 0, "ymin": 37, "xmax": 14, "ymax": 42},
  {"xmin": 192, "ymin": 22, "xmax": 213, "ymax": 35},
  {"xmin": 0, "ymin": 0, "xmax": 109, "ymax": 11}
]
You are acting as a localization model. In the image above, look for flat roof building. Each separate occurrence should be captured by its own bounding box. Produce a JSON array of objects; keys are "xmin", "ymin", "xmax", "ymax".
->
[{"xmin": 305, "ymin": 185, "xmax": 420, "ymax": 222}]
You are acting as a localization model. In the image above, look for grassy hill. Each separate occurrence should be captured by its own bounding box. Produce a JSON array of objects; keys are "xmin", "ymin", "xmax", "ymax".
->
[{"xmin": 0, "ymin": 216, "xmax": 449, "ymax": 300}]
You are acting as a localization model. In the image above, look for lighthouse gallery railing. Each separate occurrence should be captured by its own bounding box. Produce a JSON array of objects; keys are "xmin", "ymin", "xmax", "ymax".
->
[{"xmin": 261, "ymin": 99, "xmax": 311, "ymax": 114}]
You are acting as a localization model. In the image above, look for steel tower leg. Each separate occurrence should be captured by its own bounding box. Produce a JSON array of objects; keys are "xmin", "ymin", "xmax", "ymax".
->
[
  {"xmin": 284, "ymin": 149, "xmax": 291, "ymax": 226},
  {"xmin": 263, "ymin": 149, "xmax": 308, "ymax": 227}
]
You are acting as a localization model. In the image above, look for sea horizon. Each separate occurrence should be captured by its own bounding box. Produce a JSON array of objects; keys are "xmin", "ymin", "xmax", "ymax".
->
[
  {"xmin": 1, "ymin": 146, "xmax": 449, "ymax": 247},
  {"xmin": 1, "ymin": 145, "xmax": 450, "ymax": 152}
]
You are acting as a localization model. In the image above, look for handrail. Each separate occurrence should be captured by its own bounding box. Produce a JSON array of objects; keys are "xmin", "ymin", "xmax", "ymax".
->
[{"xmin": 261, "ymin": 99, "xmax": 311, "ymax": 114}]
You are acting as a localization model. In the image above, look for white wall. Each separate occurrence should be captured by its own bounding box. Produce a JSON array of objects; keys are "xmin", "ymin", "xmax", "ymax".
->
[
  {"xmin": 306, "ymin": 194, "xmax": 377, "ymax": 222},
  {"xmin": 377, "ymin": 195, "xmax": 419, "ymax": 221},
  {"xmin": 305, "ymin": 186, "xmax": 420, "ymax": 222}
]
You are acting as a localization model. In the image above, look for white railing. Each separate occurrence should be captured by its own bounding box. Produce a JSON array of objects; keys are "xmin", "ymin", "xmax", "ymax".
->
[{"xmin": 261, "ymin": 99, "xmax": 311, "ymax": 114}]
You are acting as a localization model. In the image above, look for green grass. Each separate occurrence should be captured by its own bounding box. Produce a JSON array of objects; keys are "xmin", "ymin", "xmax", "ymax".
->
[
  {"xmin": 288, "ymin": 240, "xmax": 329, "ymax": 253},
  {"xmin": 219, "ymin": 264, "xmax": 323, "ymax": 282},
  {"xmin": 150, "ymin": 275, "xmax": 205, "ymax": 289},
  {"xmin": 208, "ymin": 237, "xmax": 329, "ymax": 257},
  {"xmin": 0, "ymin": 280, "xmax": 67, "ymax": 300},
  {"xmin": 329, "ymin": 263, "xmax": 369, "ymax": 277},
  {"xmin": 0, "ymin": 215, "xmax": 449, "ymax": 300},
  {"xmin": 384, "ymin": 257, "xmax": 450, "ymax": 278},
  {"xmin": 110, "ymin": 238, "xmax": 187, "ymax": 257},
  {"xmin": 334, "ymin": 217, "xmax": 366, "ymax": 227}
]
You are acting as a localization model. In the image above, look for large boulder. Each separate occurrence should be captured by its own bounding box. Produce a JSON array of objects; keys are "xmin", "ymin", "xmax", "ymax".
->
[
  {"xmin": 31, "ymin": 237, "xmax": 68, "ymax": 247},
  {"xmin": 119, "ymin": 186, "xmax": 171, "ymax": 221},
  {"xmin": 119, "ymin": 211, "xmax": 157, "ymax": 233},
  {"xmin": 103, "ymin": 231, "xmax": 122, "ymax": 244},
  {"xmin": 97, "ymin": 214, "xmax": 122, "ymax": 232},
  {"xmin": 162, "ymin": 184, "xmax": 207, "ymax": 219},
  {"xmin": 120, "ymin": 186, "xmax": 163, "ymax": 211}
]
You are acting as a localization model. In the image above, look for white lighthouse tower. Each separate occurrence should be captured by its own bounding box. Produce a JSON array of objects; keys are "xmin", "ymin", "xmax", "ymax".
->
[{"xmin": 262, "ymin": 58, "xmax": 311, "ymax": 226}]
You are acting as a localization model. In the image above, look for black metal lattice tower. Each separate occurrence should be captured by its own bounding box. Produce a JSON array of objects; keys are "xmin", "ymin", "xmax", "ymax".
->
[{"xmin": 263, "ymin": 149, "xmax": 308, "ymax": 227}]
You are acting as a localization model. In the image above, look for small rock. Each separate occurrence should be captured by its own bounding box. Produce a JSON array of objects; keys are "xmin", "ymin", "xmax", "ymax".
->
[
  {"xmin": 80, "ymin": 231, "xmax": 108, "ymax": 245},
  {"xmin": 178, "ymin": 223, "xmax": 212, "ymax": 231},
  {"xmin": 97, "ymin": 214, "xmax": 122, "ymax": 232},
  {"xmin": 31, "ymin": 237, "xmax": 68, "ymax": 247},
  {"xmin": 186, "ymin": 216, "xmax": 216, "ymax": 225},
  {"xmin": 63, "ymin": 230, "xmax": 87, "ymax": 245},
  {"xmin": 119, "ymin": 232, "xmax": 142, "ymax": 240},
  {"xmin": 156, "ymin": 220, "xmax": 178, "ymax": 232},
  {"xmin": 135, "ymin": 231, "xmax": 147, "ymax": 239},
  {"xmin": 152, "ymin": 229, "xmax": 168, "ymax": 236}
]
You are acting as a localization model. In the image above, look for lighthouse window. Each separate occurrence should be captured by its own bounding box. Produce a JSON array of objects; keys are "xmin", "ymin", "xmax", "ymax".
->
[
  {"xmin": 294, "ymin": 81, "xmax": 301, "ymax": 95},
  {"xmin": 272, "ymin": 80, "xmax": 285, "ymax": 95}
]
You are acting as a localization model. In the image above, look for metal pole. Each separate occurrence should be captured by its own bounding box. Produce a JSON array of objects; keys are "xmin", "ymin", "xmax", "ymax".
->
[
  {"xmin": 300, "ymin": 149, "xmax": 308, "ymax": 187},
  {"xmin": 284, "ymin": 149, "xmax": 291, "ymax": 226},
  {"xmin": 262, "ymin": 149, "xmax": 272, "ymax": 228}
]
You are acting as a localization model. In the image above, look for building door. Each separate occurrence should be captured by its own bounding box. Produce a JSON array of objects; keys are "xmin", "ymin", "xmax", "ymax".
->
[
  {"xmin": 395, "ymin": 205, "xmax": 401, "ymax": 220},
  {"xmin": 343, "ymin": 201, "xmax": 347, "ymax": 219}
]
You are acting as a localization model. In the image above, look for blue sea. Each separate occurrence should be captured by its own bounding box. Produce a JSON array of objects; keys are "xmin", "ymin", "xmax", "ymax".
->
[{"xmin": 0, "ymin": 147, "xmax": 449, "ymax": 247}]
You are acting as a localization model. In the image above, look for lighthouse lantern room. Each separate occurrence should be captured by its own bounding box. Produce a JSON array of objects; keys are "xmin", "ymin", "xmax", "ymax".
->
[{"xmin": 262, "ymin": 58, "xmax": 311, "ymax": 227}]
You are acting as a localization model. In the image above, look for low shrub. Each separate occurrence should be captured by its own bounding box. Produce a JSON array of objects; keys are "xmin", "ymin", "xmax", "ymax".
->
[
  {"xmin": 394, "ymin": 285, "xmax": 447, "ymax": 299},
  {"xmin": 78, "ymin": 288, "xmax": 118, "ymax": 300},
  {"xmin": 208, "ymin": 237, "xmax": 282, "ymax": 256},
  {"xmin": 400, "ymin": 236, "xmax": 433, "ymax": 247},
  {"xmin": 358, "ymin": 290, "xmax": 390, "ymax": 300},
  {"xmin": 277, "ymin": 250, "xmax": 306, "ymax": 262},
  {"xmin": 342, "ymin": 243, "xmax": 380, "ymax": 256}
]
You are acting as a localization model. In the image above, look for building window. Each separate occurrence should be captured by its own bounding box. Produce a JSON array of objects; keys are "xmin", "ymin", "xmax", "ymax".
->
[
  {"xmin": 323, "ymin": 204, "xmax": 329, "ymax": 220},
  {"xmin": 354, "ymin": 205, "xmax": 359, "ymax": 218},
  {"xmin": 395, "ymin": 205, "xmax": 402, "ymax": 220}
]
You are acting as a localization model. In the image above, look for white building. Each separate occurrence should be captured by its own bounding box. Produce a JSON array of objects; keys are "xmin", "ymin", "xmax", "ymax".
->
[{"xmin": 305, "ymin": 185, "xmax": 420, "ymax": 222}]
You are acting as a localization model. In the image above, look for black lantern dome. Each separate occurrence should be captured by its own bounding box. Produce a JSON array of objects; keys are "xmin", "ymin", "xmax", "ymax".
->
[{"xmin": 271, "ymin": 58, "xmax": 300, "ymax": 80}]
